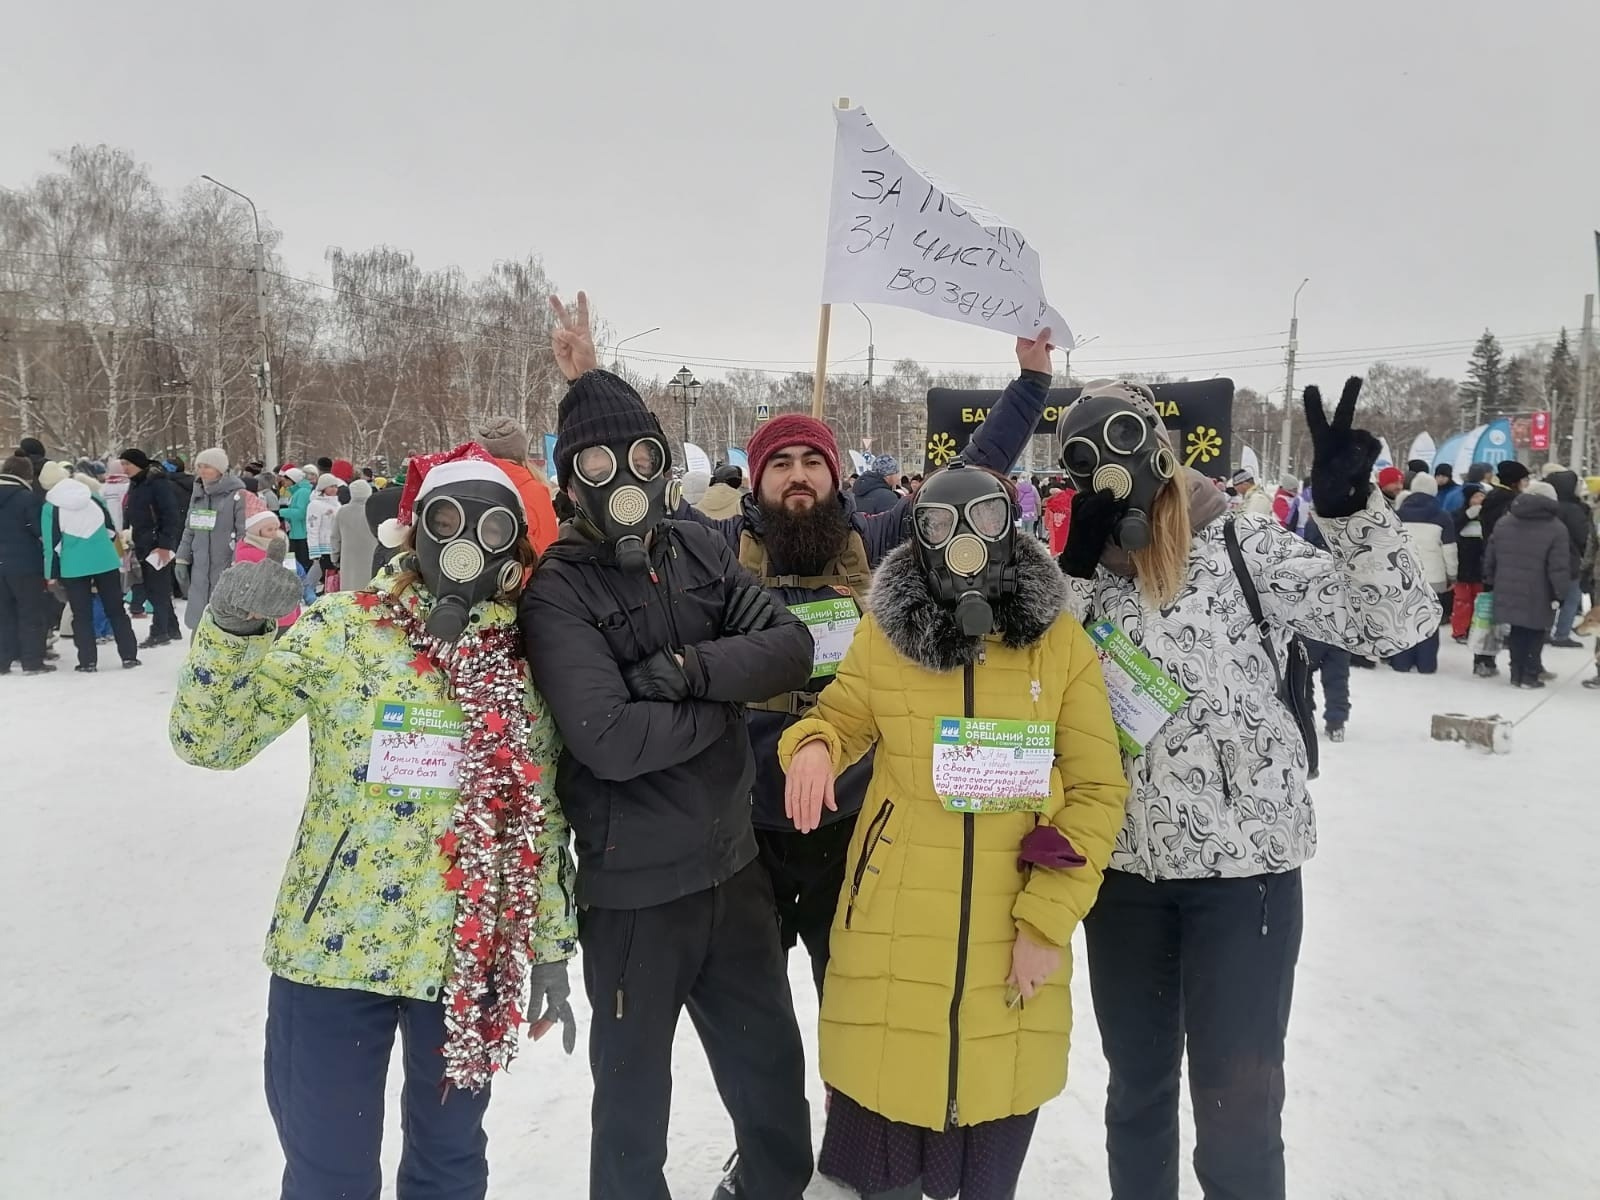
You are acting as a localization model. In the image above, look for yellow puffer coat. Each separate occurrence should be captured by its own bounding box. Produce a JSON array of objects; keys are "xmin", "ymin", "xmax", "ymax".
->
[{"xmin": 778, "ymin": 539, "xmax": 1127, "ymax": 1131}]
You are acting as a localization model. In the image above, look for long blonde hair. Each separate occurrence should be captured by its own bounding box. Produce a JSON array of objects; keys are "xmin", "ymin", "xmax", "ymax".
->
[{"xmin": 1129, "ymin": 475, "xmax": 1192, "ymax": 609}]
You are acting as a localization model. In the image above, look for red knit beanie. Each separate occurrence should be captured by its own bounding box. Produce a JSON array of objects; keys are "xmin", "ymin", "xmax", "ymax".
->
[{"xmin": 746, "ymin": 414, "xmax": 841, "ymax": 495}]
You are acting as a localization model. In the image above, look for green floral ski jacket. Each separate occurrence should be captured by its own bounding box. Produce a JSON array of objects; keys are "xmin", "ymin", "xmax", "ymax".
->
[{"xmin": 169, "ymin": 577, "xmax": 576, "ymax": 1002}]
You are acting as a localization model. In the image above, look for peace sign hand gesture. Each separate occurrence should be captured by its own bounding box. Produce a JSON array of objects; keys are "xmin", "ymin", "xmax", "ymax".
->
[
  {"xmin": 549, "ymin": 291, "xmax": 600, "ymax": 381},
  {"xmin": 1304, "ymin": 376, "xmax": 1382, "ymax": 520}
]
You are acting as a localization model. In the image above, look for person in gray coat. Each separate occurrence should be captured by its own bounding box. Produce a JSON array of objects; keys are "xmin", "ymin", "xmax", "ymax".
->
[
  {"xmin": 1484, "ymin": 479, "xmax": 1572, "ymax": 689},
  {"xmin": 331, "ymin": 478, "xmax": 377, "ymax": 591},
  {"xmin": 176, "ymin": 448, "xmax": 247, "ymax": 630}
]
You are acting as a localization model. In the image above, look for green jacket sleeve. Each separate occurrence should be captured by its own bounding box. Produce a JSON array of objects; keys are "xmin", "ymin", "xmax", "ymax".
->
[
  {"xmin": 526, "ymin": 690, "xmax": 577, "ymax": 964},
  {"xmin": 169, "ymin": 610, "xmax": 341, "ymax": 769}
]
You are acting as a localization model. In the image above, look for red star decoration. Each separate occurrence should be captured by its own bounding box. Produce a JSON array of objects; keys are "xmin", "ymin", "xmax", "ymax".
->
[
  {"xmin": 518, "ymin": 761, "xmax": 543, "ymax": 786},
  {"xmin": 465, "ymin": 878, "xmax": 488, "ymax": 903},
  {"xmin": 408, "ymin": 651, "xmax": 435, "ymax": 676},
  {"xmin": 493, "ymin": 745, "xmax": 512, "ymax": 763},
  {"xmin": 483, "ymin": 711, "xmax": 507, "ymax": 735},
  {"xmin": 507, "ymin": 1003, "xmax": 524, "ymax": 1027},
  {"xmin": 451, "ymin": 990, "xmax": 473, "ymax": 1015},
  {"xmin": 520, "ymin": 846, "xmax": 542, "ymax": 870},
  {"xmin": 472, "ymin": 940, "xmax": 494, "ymax": 962},
  {"xmin": 457, "ymin": 914, "xmax": 483, "ymax": 944},
  {"xmin": 437, "ymin": 830, "xmax": 459, "ymax": 857},
  {"xmin": 489, "ymin": 795, "xmax": 507, "ymax": 812},
  {"xmin": 442, "ymin": 865, "xmax": 466, "ymax": 891},
  {"xmin": 353, "ymin": 592, "xmax": 383, "ymax": 610}
]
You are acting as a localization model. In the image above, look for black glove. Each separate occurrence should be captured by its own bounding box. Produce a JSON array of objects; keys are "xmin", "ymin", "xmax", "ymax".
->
[
  {"xmin": 622, "ymin": 647, "xmax": 695, "ymax": 702},
  {"xmin": 1058, "ymin": 490, "xmax": 1127, "ymax": 579},
  {"xmin": 1306, "ymin": 377, "xmax": 1382, "ymax": 520},
  {"xmin": 722, "ymin": 584, "xmax": 780, "ymax": 636}
]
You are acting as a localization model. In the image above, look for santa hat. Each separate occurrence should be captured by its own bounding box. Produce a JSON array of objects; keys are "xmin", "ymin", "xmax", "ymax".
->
[
  {"xmin": 378, "ymin": 442, "xmax": 522, "ymax": 548},
  {"xmin": 331, "ymin": 458, "xmax": 356, "ymax": 483}
]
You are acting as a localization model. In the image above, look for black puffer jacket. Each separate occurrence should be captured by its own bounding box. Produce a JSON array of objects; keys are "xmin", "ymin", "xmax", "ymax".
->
[
  {"xmin": 1478, "ymin": 482, "xmax": 1520, "ymax": 542},
  {"xmin": 1484, "ymin": 492, "xmax": 1571, "ymax": 629},
  {"xmin": 851, "ymin": 471, "xmax": 900, "ymax": 515},
  {"xmin": 1546, "ymin": 470, "xmax": 1591, "ymax": 576},
  {"xmin": 124, "ymin": 468, "xmax": 184, "ymax": 558},
  {"xmin": 0, "ymin": 473, "xmax": 43, "ymax": 577},
  {"xmin": 520, "ymin": 519, "xmax": 814, "ymax": 909}
]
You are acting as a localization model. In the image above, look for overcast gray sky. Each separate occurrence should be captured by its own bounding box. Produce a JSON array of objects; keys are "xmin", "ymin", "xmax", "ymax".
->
[{"xmin": 4, "ymin": 0, "xmax": 1597, "ymax": 400}]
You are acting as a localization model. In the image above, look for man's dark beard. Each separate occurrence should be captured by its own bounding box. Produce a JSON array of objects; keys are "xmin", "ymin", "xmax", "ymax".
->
[{"xmin": 760, "ymin": 493, "xmax": 852, "ymax": 576}]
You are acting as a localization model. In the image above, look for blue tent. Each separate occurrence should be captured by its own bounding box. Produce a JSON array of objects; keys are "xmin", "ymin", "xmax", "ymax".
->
[{"xmin": 1472, "ymin": 419, "xmax": 1515, "ymax": 468}]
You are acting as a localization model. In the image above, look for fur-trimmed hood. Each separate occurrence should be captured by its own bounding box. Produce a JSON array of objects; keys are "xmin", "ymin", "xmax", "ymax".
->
[{"xmin": 870, "ymin": 533, "xmax": 1066, "ymax": 672}]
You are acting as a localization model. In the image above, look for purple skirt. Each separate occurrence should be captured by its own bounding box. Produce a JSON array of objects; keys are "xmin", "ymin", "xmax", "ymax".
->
[{"xmin": 818, "ymin": 1089, "xmax": 1038, "ymax": 1199}]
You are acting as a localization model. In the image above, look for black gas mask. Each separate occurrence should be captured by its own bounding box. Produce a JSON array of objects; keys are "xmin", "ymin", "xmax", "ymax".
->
[
  {"xmin": 570, "ymin": 437, "xmax": 679, "ymax": 575},
  {"xmin": 1056, "ymin": 386, "xmax": 1178, "ymax": 553},
  {"xmin": 911, "ymin": 462, "xmax": 1019, "ymax": 637},
  {"xmin": 413, "ymin": 479, "xmax": 527, "ymax": 642}
]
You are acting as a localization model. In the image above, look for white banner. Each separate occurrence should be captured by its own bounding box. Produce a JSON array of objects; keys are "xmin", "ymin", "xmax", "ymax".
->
[
  {"xmin": 1406, "ymin": 432, "xmax": 1436, "ymax": 467},
  {"xmin": 682, "ymin": 443, "xmax": 712, "ymax": 475},
  {"xmin": 821, "ymin": 106, "xmax": 1071, "ymax": 344},
  {"xmin": 1241, "ymin": 445, "xmax": 1261, "ymax": 480},
  {"xmin": 848, "ymin": 450, "xmax": 869, "ymax": 475}
]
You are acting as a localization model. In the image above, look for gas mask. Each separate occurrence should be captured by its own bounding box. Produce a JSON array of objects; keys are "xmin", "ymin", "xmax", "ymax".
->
[
  {"xmin": 911, "ymin": 462, "xmax": 1018, "ymax": 637},
  {"xmin": 413, "ymin": 480, "xmax": 527, "ymax": 642},
  {"xmin": 1056, "ymin": 386, "xmax": 1178, "ymax": 553},
  {"xmin": 570, "ymin": 437, "xmax": 679, "ymax": 575}
]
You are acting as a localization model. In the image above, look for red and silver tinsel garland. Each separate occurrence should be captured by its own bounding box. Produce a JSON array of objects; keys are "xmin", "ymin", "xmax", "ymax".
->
[{"xmin": 370, "ymin": 586, "xmax": 547, "ymax": 1092}]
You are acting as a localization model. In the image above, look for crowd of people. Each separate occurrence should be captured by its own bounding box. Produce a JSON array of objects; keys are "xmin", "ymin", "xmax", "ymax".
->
[{"xmin": 4, "ymin": 289, "xmax": 1593, "ymax": 1200}]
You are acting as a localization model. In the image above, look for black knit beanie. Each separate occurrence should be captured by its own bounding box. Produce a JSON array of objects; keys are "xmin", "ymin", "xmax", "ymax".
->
[
  {"xmin": 120, "ymin": 448, "xmax": 152, "ymax": 473},
  {"xmin": 1495, "ymin": 460, "xmax": 1529, "ymax": 488},
  {"xmin": 554, "ymin": 370, "xmax": 669, "ymax": 488}
]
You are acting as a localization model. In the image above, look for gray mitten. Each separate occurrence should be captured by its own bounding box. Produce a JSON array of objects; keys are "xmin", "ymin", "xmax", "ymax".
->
[
  {"xmin": 209, "ymin": 538, "xmax": 303, "ymax": 635},
  {"xmin": 526, "ymin": 960, "xmax": 577, "ymax": 1055},
  {"xmin": 174, "ymin": 561, "xmax": 191, "ymax": 594}
]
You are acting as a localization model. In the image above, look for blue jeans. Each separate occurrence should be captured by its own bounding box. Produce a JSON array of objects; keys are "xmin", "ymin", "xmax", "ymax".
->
[
  {"xmin": 1553, "ymin": 581, "xmax": 1583, "ymax": 640},
  {"xmin": 264, "ymin": 975, "xmax": 492, "ymax": 1200}
]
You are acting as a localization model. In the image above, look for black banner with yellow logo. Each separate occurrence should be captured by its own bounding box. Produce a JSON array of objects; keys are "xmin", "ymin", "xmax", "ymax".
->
[{"xmin": 924, "ymin": 379, "xmax": 1234, "ymax": 477}]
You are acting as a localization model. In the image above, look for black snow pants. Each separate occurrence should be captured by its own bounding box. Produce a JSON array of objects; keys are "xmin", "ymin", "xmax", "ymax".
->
[
  {"xmin": 578, "ymin": 860, "xmax": 813, "ymax": 1200},
  {"xmin": 1084, "ymin": 867, "xmax": 1303, "ymax": 1200}
]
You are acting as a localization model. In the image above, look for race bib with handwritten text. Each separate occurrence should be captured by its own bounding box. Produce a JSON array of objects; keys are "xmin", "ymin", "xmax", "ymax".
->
[
  {"xmin": 365, "ymin": 701, "xmax": 465, "ymax": 805},
  {"xmin": 931, "ymin": 717, "xmax": 1054, "ymax": 814},
  {"xmin": 789, "ymin": 597, "xmax": 860, "ymax": 677}
]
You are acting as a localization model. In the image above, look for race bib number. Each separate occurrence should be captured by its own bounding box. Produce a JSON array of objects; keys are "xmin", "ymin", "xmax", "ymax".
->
[
  {"xmin": 366, "ymin": 701, "xmax": 465, "ymax": 805},
  {"xmin": 1086, "ymin": 620, "xmax": 1188, "ymax": 756},
  {"xmin": 188, "ymin": 510, "xmax": 217, "ymax": 531},
  {"xmin": 932, "ymin": 717, "xmax": 1054, "ymax": 814},
  {"xmin": 789, "ymin": 597, "xmax": 860, "ymax": 677}
]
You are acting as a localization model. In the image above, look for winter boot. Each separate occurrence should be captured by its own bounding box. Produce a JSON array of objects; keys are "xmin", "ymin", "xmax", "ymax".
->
[
  {"xmin": 1326, "ymin": 723, "xmax": 1346, "ymax": 743},
  {"xmin": 122, "ymin": 658, "xmax": 142, "ymax": 670},
  {"xmin": 22, "ymin": 664, "xmax": 57, "ymax": 676},
  {"xmin": 1550, "ymin": 638, "xmax": 1584, "ymax": 649},
  {"xmin": 1582, "ymin": 671, "xmax": 1600, "ymax": 690},
  {"xmin": 74, "ymin": 664, "xmax": 96, "ymax": 673},
  {"xmin": 1473, "ymin": 660, "xmax": 1498, "ymax": 678},
  {"xmin": 1521, "ymin": 678, "xmax": 1547, "ymax": 690},
  {"xmin": 139, "ymin": 634, "xmax": 170, "ymax": 650}
]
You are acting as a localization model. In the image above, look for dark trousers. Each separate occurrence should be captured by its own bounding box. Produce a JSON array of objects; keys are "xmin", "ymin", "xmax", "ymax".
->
[
  {"xmin": 264, "ymin": 974, "xmax": 492, "ymax": 1200},
  {"xmin": 1388, "ymin": 629, "xmax": 1440, "ymax": 674},
  {"xmin": 755, "ymin": 814, "xmax": 856, "ymax": 998},
  {"xmin": 0, "ymin": 573, "xmax": 50, "ymax": 669},
  {"xmin": 61, "ymin": 571, "xmax": 138, "ymax": 667},
  {"xmin": 1085, "ymin": 868, "xmax": 1303, "ymax": 1200},
  {"xmin": 579, "ymin": 860, "xmax": 813, "ymax": 1200},
  {"xmin": 290, "ymin": 536, "xmax": 312, "ymax": 571},
  {"xmin": 1507, "ymin": 626, "xmax": 1547, "ymax": 685},
  {"xmin": 143, "ymin": 559, "xmax": 181, "ymax": 639},
  {"xmin": 1301, "ymin": 639, "xmax": 1350, "ymax": 726}
]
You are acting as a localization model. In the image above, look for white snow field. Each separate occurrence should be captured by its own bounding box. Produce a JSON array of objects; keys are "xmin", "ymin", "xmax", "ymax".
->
[{"xmin": 2, "ymin": 636, "xmax": 1595, "ymax": 1199}]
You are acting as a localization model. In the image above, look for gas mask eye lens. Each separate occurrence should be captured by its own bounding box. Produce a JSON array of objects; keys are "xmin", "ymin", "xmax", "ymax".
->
[
  {"xmin": 1063, "ymin": 437, "xmax": 1100, "ymax": 480},
  {"xmin": 913, "ymin": 504, "xmax": 958, "ymax": 548},
  {"xmin": 1103, "ymin": 412, "xmax": 1149, "ymax": 455},
  {"xmin": 966, "ymin": 495, "xmax": 1012, "ymax": 540},
  {"xmin": 477, "ymin": 507, "xmax": 519, "ymax": 553},
  {"xmin": 576, "ymin": 446, "xmax": 617, "ymax": 486},
  {"xmin": 422, "ymin": 496, "xmax": 465, "ymax": 541},
  {"xmin": 1152, "ymin": 446, "xmax": 1177, "ymax": 479},
  {"xmin": 628, "ymin": 439, "xmax": 665, "ymax": 481}
]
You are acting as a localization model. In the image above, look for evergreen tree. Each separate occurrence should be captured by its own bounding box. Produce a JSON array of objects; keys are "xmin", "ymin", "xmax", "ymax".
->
[
  {"xmin": 1547, "ymin": 328, "xmax": 1579, "ymax": 454},
  {"xmin": 1459, "ymin": 329, "xmax": 1504, "ymax": 424}
]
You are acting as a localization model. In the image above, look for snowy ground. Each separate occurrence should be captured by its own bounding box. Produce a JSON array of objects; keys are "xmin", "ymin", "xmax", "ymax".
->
[{"xmin": 2, "ymin": 634, "xmax": 1596, "ymax": 1199}]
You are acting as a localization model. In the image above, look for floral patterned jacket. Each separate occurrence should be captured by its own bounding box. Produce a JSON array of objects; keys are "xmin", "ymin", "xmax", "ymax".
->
[
  {"xmin": 1067, "ymin": 494, "xmax": 1440, "ymax": 881},
  {"xmin": 169, "ymin": 573, "xmax": 576, "ymax": 1002}
]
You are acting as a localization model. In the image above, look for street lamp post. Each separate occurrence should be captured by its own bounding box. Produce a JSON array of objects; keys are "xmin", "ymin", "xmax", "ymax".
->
[
  {"xmin": 851, "ymin": 304, "xmax": 876, "ymax": 448},
  {"xmin": 201, "ymin": 174, "xmax": 278, "ymax": 466},
  {"xmin": 667, "ymin": 366, "xmax": 701, "ymax": 453},
  {"xmin": 1280, "ymin": 278, "xmax": 1309, "ymax": 478},
  {"xmin": 611, "ymin": 325, "xmax": 661, "ymax": 374}
]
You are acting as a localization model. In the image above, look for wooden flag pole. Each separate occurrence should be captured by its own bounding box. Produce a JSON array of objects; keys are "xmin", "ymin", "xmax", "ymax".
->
[{"xmin": 812, "ymin": 96, "xmax": 851, "ymax": 418}]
